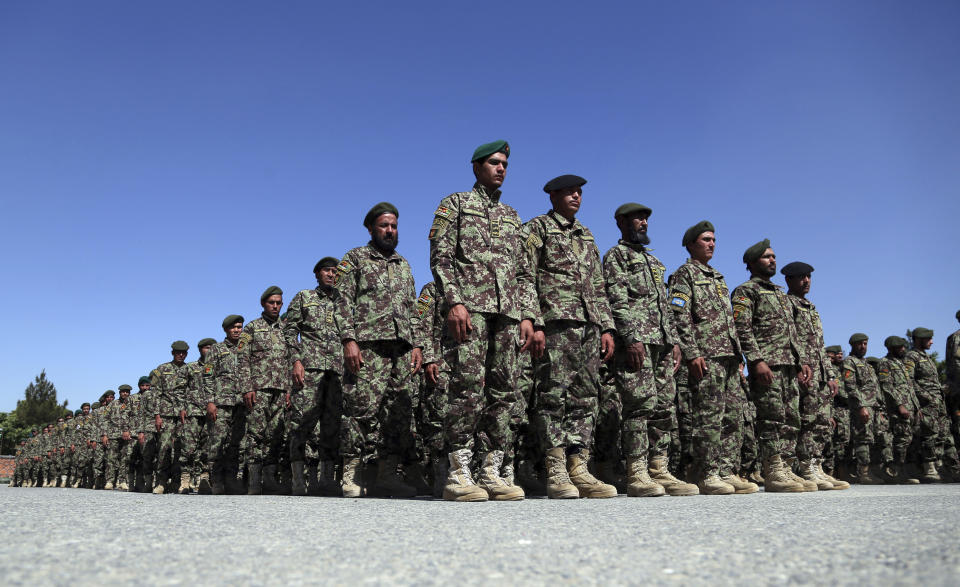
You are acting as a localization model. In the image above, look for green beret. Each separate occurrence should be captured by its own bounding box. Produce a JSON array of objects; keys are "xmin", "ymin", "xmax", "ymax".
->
[
  {"xmin": 913, "ymin": 327, "xmax": 934, "ymax": 339},
  {"xmin": 614, "ymin": 203, "xmax": 652, "ymax": 219},
  {"xmin": 100, "ymin": 390, "xmax": 114, "ymax": 401},
  {"xmin": 866, "ymin": 356, "xmax": 880, "ymax": 366},
  {"xmin": 781, "ymin": 261, "xmax": 814, "ymax": 277},
  {"xmin": 117, "ymin": 384, "xmax": 132, "ymax": 392},
  {"xmin": 222, "ymin": 314, "xmax": 244, "ymax": 330},
  {"xmin": 742, "ymin": 239, "xmax": 771, "ymax": 264},
  {"xmin": 681, "ymin": 220, "xmax": 715, "ymax": 247},
  {"xmin": 363, "ymin": 202, "xmax": 399, "ymax": 228},
  {"xmin": 543, "ymin": 174, "xmax": 587, "ymax": 193},
  {"xmin": 74, "ymin": 409, "xmax": 82, "ymax": 417},
  {"xmin": 91, "ymin": 402, "xmax": 100, "ymax": 410},
  {"xmin": 471, "ymin": 140, "xmax": 510, "ymax": 163},
  {"xmin": 171, "ymin": 340, "xmax": 189, "ymax": 352},
  {"xmin": 825, "ymin": 345, "xmax": 842, "ymax": 353},
  {"xmin": 260, "ymin": 286, "xmax": 283, "ymax": 304},
  {"xmin": 849, "ymin": 333, "xmax": 868, "ymax": 344},
  {"xmin": 138, "ymin": 376, "xmax": 151, "ymax": 385},
  {"xmin": 313, "ymin": 257, "xmax": 339, "ymax": 273},
  {"xmin": 197, "ymin": 338, "xmax": 216, "ymax": 348},
  {"xmin": 81, "ymin": 402, "xmax": 91, "ymax": 409},
  {"xmin": 884, "ymin": 336, "xmax": 907, "ymax": 349}
]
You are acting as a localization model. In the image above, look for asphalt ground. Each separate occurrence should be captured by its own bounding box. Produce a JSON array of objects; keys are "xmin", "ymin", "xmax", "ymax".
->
[{"xmin": 2, "ymin": 484, "xmax": 959, "ymax": 585}]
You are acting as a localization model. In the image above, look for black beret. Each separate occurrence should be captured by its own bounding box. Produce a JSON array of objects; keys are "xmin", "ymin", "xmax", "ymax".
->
[
  {"xmin": 101, "ymin": 390, "xmax": 115, "ymax": 399},
  {"xmin": 91, "ymin": 402, "xmax": 100, "ymax": 409},
  {"xmin": 884, "ymin": 336, "xmax": 907, "ymax": 349},
  {"xmin": 138, "ymin": 376, "xmax": 151, "ymax": 385},
  {"xmin": 197, "ymin": 338, "xmax": 216, "ymax": 348},
  {"xmin": 682, "ymin": 220, "xmax": 715, "ymax": 247},
  {"xmin": 171, "ymin": 340, "xmax": 189, "ymax": 352},
  {"xmin": 825, "ymin": 345, "xmax": 842, "ymax": 353},
  {"xmin": 363, "ymin": 202, "xmax": 399, "ymax": 228},
  {"xmin": 471, "ymin": 140, "xmax": 510, "ymax": 162},
  {"xmin": 781, "ymin": 261, "xmax": 814, "ymax": 277},
  {"xmin": 849, "ymin": 333, "xmax": 868, "ymax": 344},
  {"xmin": 74, "ymin": 409, "xmax": 82, "ymax": 416},
  {"xmin": 117, "ymin": 384, "xmax": 132, "ymax": 392},
  {"xmin": 543, "ymin": 174, "xmax": 587, "ymax": 193},
  {"xmin": 614, "ymin": 203, "xmax": 652, "ymax": 219},
  {"xmin": 81, "ymin": 402, "xmax": 91, "ymax": 409},
  {"xmin": 866, "ymin": 356, "xmax": 880, "ymax": 366},
  {"xmin": 313, "ymin": 257, "xmax": 339, "ymax": 273},
  {"xmin": 260, "ymin": 286, "xmax": 283, "ymax": 304},
  {"xmin": 743, "ymin": 239, "xmax": 771, "ymax": 264},
  {"xmin": 913, "ymin": 327, "xmax": 934, "ymax": 339},
  {"xmin": 222, "ymin": 314, "xmax": 244, "ymax": 330}
]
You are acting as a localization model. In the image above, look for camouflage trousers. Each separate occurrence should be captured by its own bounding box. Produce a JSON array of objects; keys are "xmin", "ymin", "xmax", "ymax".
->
[
  {"xmin": 690, "ymin": 357, "xmax": 743, "ymax": 477},
  {"xmin": 287, "ymin": 369, "xmax": 342, "ymax": 465},
  {"xmin": 740, "ymin": 403, "xmax": 759, "ymax": 475},
  {"xmin": 851, "ymin": 406, "xmax": 893, "ymax": 466},
  {"xmin": 534, "ymin": 320, "xmax": 603, "ymax": 451},
  {"xmin": 593, "ymin": 364, "xmax": 622, "ymax": 463},
  {"xmin": 179, "ymin": 415, "xmax": 208, "ymax": 476},
  {"xmin": 155, "ymin": 417, "xmax": 180, "ymax": 485},
  {"xmin": 825, "ymin": 402, "xmax": 852, "ymax": 470},
  {"xmin": 614, "ymin": 342, "xmax": 669, "ymax": 460},
  {"xmin": 649, "ymin": 348, "xmax": 679, "ymax": 458},
  {"xmin": 750, "ymin": 364, "xmax": 800, "ymax": 461},
  {"xmin": 205, "ymin": 403, "xmax": 247, "ymax": 480},
  {"xmin": 418, "ymin": 371, "xmax": 449, "ymax": 457},
  {"xmin": 244, "ymin": 389, "xmax": 286, "ymax": 467},
  {"xmin": 442, "ymin": 312, "xmax": 522, "ymax": 455},
  {"xmin": 797, "ymin": 375, "xmax": 834, "ymax": 462},
  {"xmin": 105, "ymin": 438, "xmax": 135, "ymax": 486},
  {"xmin": 887, "ymin": 411, "xmax": 917, "ymax": 464},
  {"xmin": 138, "ymin": 432, "xmax": 162, "ymax": 489}
]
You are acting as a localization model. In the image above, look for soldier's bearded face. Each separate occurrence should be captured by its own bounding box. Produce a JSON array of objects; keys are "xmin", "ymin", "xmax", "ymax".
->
[
  {"xmin": 751, "ymin": 249, "xmax": 777, "ymax": 278},
  {"xmin": 369, "ymin": 213, "xmax": 398, "ymax": 252},
  {"xmin": 915, "ymin": 337, "xmax": 933, "ymax": 350},
  {"xmin": 688, "ymin": 231, "xmax": 715, "ymax": 263},
  {"xmin": 138, "ymin": 383, "xmax": 150, "ymax": 393},
  {"xmin": 120, "ymin": 390, "xmax": 130, "ymax": 400},
  {"xmin": 262, "ymin": 295, "xmax": 283, "ymax": 320},
  {"xmin": 550, "ymin": 188, "xmax": 581, "ymax": 220},
  {"xmin": 172, "ymin": 349, "xmax": 188, "ymax": 365},
  {"xmin": 620, "ymin": 213, "xmax": 650, "ymax": 244},
  {"xmin": 474, "ymin": 154, "xmax": 507, "ymax": 189},
  {"xmin": 317, "ymin": 267, "xmax": 337, "ymax": 288},
  {"xmin": 785, "ymin": 274, "xmax": 811, "ymax": 296},
  {"xmin": 226, "ymin": 322, "xmax": 243, "ymax": 343},
  {"xmin": 851, "ymin": 340, "xmax": 868, "ymax": 357}
]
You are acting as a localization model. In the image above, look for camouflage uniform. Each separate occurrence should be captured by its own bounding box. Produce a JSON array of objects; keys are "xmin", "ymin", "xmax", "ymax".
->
[
  {"xmin": 738, "ymin": 372, "xmax": 760, "ymax": 476},
  {"xmin": 668, "ymin": 259, "xmax": 742, "ymax": 478},
  {"xmin": 429, "ymin": 183, "xmax": 539, "ymax": 455},
  {"xmin": 283, "ymin": 285, "xmax": 345, "ymax": 466},
  {"xmin": 946, "ymin": 328, "xmax": 960, "ymax": 436},
  {"xmin": 107, "ymin": 396, "xmax": 135, "ymax": 488},
  {"xmin": 149, "ymin": 361, "xmax": 192, "ymax": 486},
  {"xmin": 786, "ymin": 295, "xmax": 835, "ymax": 463},
  {"xmin": 237, "ymin": 313, "xmax": 289, "ymax": 468},
  {"xmin": 202, "ymin": 338, "xmax": 246, "ymax": 487},
  {"xmin": 127, "ymin": 392, "xmax": 153, "ymax": 491},
  {"xmin": 179, "ymin": 359, "xmax": 210, "ymax": 481},
  {"xmin": 415, "ymin": 282, "xmax": 448, "ymax": 461},
  {"xmin": 336, "ymin": 243, "xmax": 420, "ymax": 461},
  {"xmin": 824, "ymin": 358, "xmax": 851, "ymax": 473},
  {"xmin": 842, "ymin": 355, "xmax": 892, "ymax": 466},
  {"xmin": 524, "ymin": 210, "xmax": 614, "ymax": 451},
  {"xmin": 877, "ymin": 355, "xmax": 920, "ymax": 465},
  {"xmin": 905, "ymin": 348, "xmax": 954, "ymax": 466},
  {"xmin": 730, "ymin": 277, "xmax": 805, "ymax": 461},
  {"xmin": 602, "ymin": 239, "xmax": 678, "ymax": 460}
]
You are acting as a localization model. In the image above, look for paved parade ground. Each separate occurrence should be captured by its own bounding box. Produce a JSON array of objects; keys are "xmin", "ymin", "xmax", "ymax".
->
[{"xmin": 3, "ymin": 485, "xmax": 960, "ymax": 585}]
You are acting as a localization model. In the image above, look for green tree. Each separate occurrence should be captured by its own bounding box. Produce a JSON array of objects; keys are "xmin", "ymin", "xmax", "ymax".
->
[
  {"xmin": 11, "ymin": 370, "xmax": 70, "ymax": 429},
  {"xmin": 0, "ymin": 411, "xmax": 33, "ymax": 455}
]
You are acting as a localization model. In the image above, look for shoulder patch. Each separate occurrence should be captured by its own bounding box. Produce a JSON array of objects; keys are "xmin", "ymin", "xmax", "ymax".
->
[
  {"xmin": 732, "ymin": 304, "xmax": 747, "ymax": 319},
  {"xmin": 237, "ymin": 332, "xmax": 252, "ymax": 351},
  {"xmin": 670, "ymin": 297, "xmax": 687, "ymax": 308},
  {"xmin": 434, "ymin": 205, "xmax": 453, "ymax": 219},
  {"xmin": 204, "ymin": 364, "xmax": 213, "ymax": 374},
  {"xmin": 337, "ymin": 260, "xmax": 354, "ymax": 273},
  {"xmin": 844, "ymin": 369, "xmax": 853, "ymax": 379},
  {"xmin": 525, "ymin": 232, "xmax": 543, "ymax": 251},
  {"xmin": 429, "ymin": 217, "xmax": 450, "ymax": 240}
]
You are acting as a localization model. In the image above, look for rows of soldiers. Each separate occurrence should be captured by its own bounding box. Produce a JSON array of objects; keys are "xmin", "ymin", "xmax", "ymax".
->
[{"xmin": 10, "ymin": 140, "xmax": 960, "ymax": 499}]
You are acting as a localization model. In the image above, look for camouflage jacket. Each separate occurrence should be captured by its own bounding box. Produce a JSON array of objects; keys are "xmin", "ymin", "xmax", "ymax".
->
[
  {"xmin": 106, "ymin": 397, "xmax": 133, "ymax": 437},
  {"xmin": 785, "ymin": 295, "xmax": 832, "ymax": 384},
  {"xmin": 843, "ymin": 355, "xmax": 881, "ymax": 410},
  {"xmin": 878, "ymin": 356, "xmax": 919, "ymax": 412},
  {"xmin": 830, "ymin": 360, "xmax": 849, "ymax": 405},
  {"xmin": 947, "ymin": 329, "xmax": 960, "ymax": 387},
  {"xmin": 202, "ymin": 339, "xmax": 242, "ymax": 406},
  {"xmin": 126, "ymin": 393, "xmax": 152, "ymax": 434},
  {"xmin": 731, "ymin": 277, "xmax": 804, "ymax": 368},
  {"xmin": 429, "ymin": 182, "xmax": 539, "ymax": 323},
  {"xmin": 905, "ymin": 349, "xmax": 941, "ymax": 405},
  {"xmin": 284, "ymin": 286, "xmax": 345, "ymax": 373},
  {"xmin": 149, "ymin": 361, "xmax": 192, "ymax": 418},
  {"xmin": 180, "ymin": 359, "xmax": 209, "ymax": 417},
  {"xmin": 53, "ymin": 422, "xmax": 68, "ymax": 448},
  {"xmin": 602, "ymin": 240, "xmax": 678, "ymax": 346},
  {"xmin": 73, "ymin": 413, "xmax": 94, "ymax": 443},
  {"xmin": 90, "ymin": 406, "xmax": 110, "ymax": 439},
  {"xmin": 238, "ymin": 313, "xmax": 289, "ymax": 393},
  {"xmin": 524, "ymin": 210, "xmax": 614, "ymax": 331},
  {"xmin": 415, "ymin": 281, "xmax": 443, "ymax": 365},
  {"xmin": 667, "ymin": 259, "xmax": 739, "ymax": 360},
  {"xmin": 336, "ymin": 243, "xmax": 420, "ymax": 349}
]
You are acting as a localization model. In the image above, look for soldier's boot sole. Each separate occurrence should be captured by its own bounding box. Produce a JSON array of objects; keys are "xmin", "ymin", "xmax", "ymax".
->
[
  {"xmin": 341, "ymin": 484, "xmax": 362, "ymax": 498},
  {"xmin": 763, "ymin": 480, "xmax": 806, "ymax": 493},
  {"xmin": 698, "ymin": 479, "xmax": 736, "ymax": 495},
  {"xmin": 442, "ymin": 486, "xmax": 489, "ymax": 502},
  {"xmin": 546, "ymin": 483, "xmax": 580, "ymax": 499},
  {"xmin": 660, "ymin": 483, "xmax": 699, "ymax": 496},
  {"xmin": 574, "ymin": 483, "xmax": 618, "ymax": 498},
  {"xmin": 627, "ymin": 483, "xmax": 666, "ymax": 497}
]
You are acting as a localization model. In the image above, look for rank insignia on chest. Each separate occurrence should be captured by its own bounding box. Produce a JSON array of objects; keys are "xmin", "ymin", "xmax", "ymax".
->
[
  {"xmin": 326, "ymin": 311, "xmax": 334, "ymax": 324},
  {"xmin": 652, "ymin": 266, "xmax": 664, "ymax": 283}
]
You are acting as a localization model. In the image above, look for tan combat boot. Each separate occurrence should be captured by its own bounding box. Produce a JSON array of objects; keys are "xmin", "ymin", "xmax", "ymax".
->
[
  {"xmin": 178, "ymin": 472, "xmax": 193, "ymax": 494},
  {"xmin": 152, "ymin": 481, "xmax": 166, "ymax": 494},
  {"xmin": 375, "ymin": 455, "xmax": 417, "ymax": 498},
  {"xmin": 857, "ymin": 464, "xmax": 884, "ymax": 485},
  {"xmin": 545, "ymin": 448, "xmax": 579, "ymax": 499},
  {"xmin": 761, "ymin": 455, "xmax": 805, "ymax": 493},
  {"xmin": 698, "ymin": 473, "xmax": 735, "ymax": 495},
  {"xmin": 626, "ymin": 457, "xmax": 665, "ymax": 497},
  {"xmin": 117, "ymin": 480, "xmax": 129, "ymax": 492},
  {"xmin": 443, "ymin": 449, "xmax": 489, "ymax": 502},
  {"xmin": 815, "ymin": 459, "xmax": 849, "ymax": 490},
  {"xmin": 920, "ymin": 461, "xmax": 941, "ymax": 483},
  {"xmin": 720, "ymin": 474, "xmax": 759, "ymax": 494},
  {"xmin": 567, "ymin": 449, "xmax": 617, "ymax": 498},
  {"xmin": 291, "ymin": 461, "xmax": 307, "ymax": 496},
  {"xmin": 104, "ymin": 480, "xmax": 115, "ymax": 491},
  {"xmin": 649, "ymin": 455, "xmax": 699, "ymax": 496},
  {"xmin": 783, "ymin": 459, "xmax": 817, "ymax": 491},
  {"xmin": 799, "ymin": 459, "xmax": 833, "ymax": 490},
  {"xmin": 197, "ymin": 471, "xmax": 212, "ymax": 495},
  {"xmin": 477, "ymin": 451, "xmax": 524, "ymax": 501},
  {"xmin": 341, "ymin": 458, "xmax": 362, "ymax": 497}
]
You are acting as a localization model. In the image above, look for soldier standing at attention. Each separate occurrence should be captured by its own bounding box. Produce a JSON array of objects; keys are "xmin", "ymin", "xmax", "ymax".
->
[
  {"xmin": 414, "ymin": 280, "xmax": 451, "ymax": 497},
  {"xmin": 284, "ymin": 257, "xmax": 345, "ymax": 496},
  {"xmin": 149, "ymin": 341, "xmax": 192, "ymax": 493},
  {"xmin": 603, "ymin": 203, "xmax": 697, "ymax": 497},
  {"xmin": 129, "ymin": 376, "xmax": 154, "ymax": 492},
  {"xmin": 180, "ymin": 338, "xmax": 216, "ymax": 494},
  {"xmin": 203, "ymin": 315, "xmax": 247, "ymax": 495},
  {"xmin": 428, "ymin": 141, "xmax": 541, "ymax": 502},
  {"xmin": 731, "ymin": 240, "xmax": 815, "ymax": 492},
  {"xmin": 843, "ymin": 333, "xmax": 890, "ymax": 484},
  {"xmin": 524, "ymin": 174, "xmax": 617, "ymax": 499},
  {"xmin": 877, "ymin": 336, "xmax": 920, "ymax": 484},
  {"xmin": 109, "ymin": 384, "xmax": 135, "ymax": 491},
  {"xmin": 823, "ymin": 345, "xmax": 850, "ymax": 480},
  {"xmin": 781, "ymin": 262, "xmax": 847, "ymax": 490},
  {"xmin": 906, "ymin": 327, "xmax": 960, "ymax": 482},
  {"xmin": 668, "ymin": 221, "xmax": 757, "ymax": 495},
  {"xmin": 945, "ymin": 312, "xmax": 960, "ymax": 443}
]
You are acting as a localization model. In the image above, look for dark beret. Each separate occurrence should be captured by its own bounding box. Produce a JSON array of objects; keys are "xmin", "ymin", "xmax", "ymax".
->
[
  {"xmin": 825, "ymin": 345, "xmax": 842, "ymax": 353},
  {"xmin": 913, "ymin": 327, "xmax": 934, "ymax": 339},
  {"xmin": 260, "ymin": 286, "xmax": 283, "ymax": 304},
  {"xmin": 849, "ymin": 333, "xmax": 868, "ymax": 344},
  {"xmin": 138, "ymin": 376, "xmax": 151, "ymax": 385},
  {"xmin": 884, "ymin": 336, "xmax": 907, "ymax": 349},
  {"xmin": 682, "ymin": 220, "xmax": 715, "ymax": 247},
  {"xmin": 471, "ymin": 140, "xmax": 510, "ymax": 162},
  {"xmin": 363, "ymin": 202, "xmax": 399, "ymax": 228},
  {"xmin": 781, "ymin": 261, "xmax": 814, "ymax": 277},
  {"xmin": 117, "ymin": 384, "xmax": 132, "ymax": 392},
  {"xmin": 197, "ymin": 338, "xmax": 216, "ymax": 348},
  {"xmin": 313, "ymin": 257, "xmax": 339, "ymax": 273},
  {"xmin": 614, "ymin": 203, "xmax": 652, "ymax": 219},
  {"xmin": 743, "ymin": 239, "xmax": 771, "ymax": 264},
  {"xmin": 171, "ymin": 340, "xmax": 189, "ymax": 352},
  {"xmin": 866, "ymin": 356, "xmax": 880, "ymax": 366},
  {"xmin": 101, "ymin": 390, "xmax": 115, "ymax": 400},
  {"xmin": 91, "ymin": 402, "xmax": 100, "ymax": 409},
  {"xmin": 81, "ymin": 402, "xmax": 91, "ymax": 409},
  {"xmin": 74, "ymin": 409, "xmax": 82, "ymax": 416},
  {"xmin": 543, "ymin": 174, "xmax": 587, "ymax": 193},
  {"xmin": 222, "ymin": 314, "xmax": 244, "ymax": 330}
]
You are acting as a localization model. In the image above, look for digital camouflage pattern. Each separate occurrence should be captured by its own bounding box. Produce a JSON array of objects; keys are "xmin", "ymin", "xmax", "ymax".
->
[
  {"xmin": 906, "ymin": 348, "xmax": 954, "ymax": 465},
  {"xmin": 786, "ymin": 294, "xmax": 834, "ymax": 463},
  {"xmin": 878, "ymin": 355, "xmax": 920, "ymax": 464},
  {"xmin": 843, "ymin": 355, "xmax": 891, "ymax": 465},
  {"xmin": 237, "ymin": 313, "xmax": 289, "ymax": 467},
  {"xmin": 415, "ymin": 282, "xmax": 448, "ymax": 458}
]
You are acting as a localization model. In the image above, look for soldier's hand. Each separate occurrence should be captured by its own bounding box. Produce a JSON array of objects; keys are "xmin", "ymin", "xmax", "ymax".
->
[
  {"xmin": 798, "ymin": 364, "xmax": 813, "ymax": 389},
  {"xmin": 519, "ymin": 320, "xmax": 544, "ymax": 359},
  {"xmin": 244, "ymin": 391, "xmax": 257, "ymax": 410},
  {"xmin": 751, "ymin": 361, "xmax": 773, "ymax": 386},
  {"xmin": 827, "ymin": 379, "xmax": 839, "ymax": 397},
  {"xmin": 425, "ymin": 363, "xmax": 439, "ymax": 385},
  {"xmin": 858, "ymin": 407, "xmax": 870, "ymax": 424},
  {"xmin": 688, "ymin": 357, "xmax": 707, "ymax": 382},
  {"xmin": 179, "ymin": 410, "xmax": 187, "ymax": 425},
  {"xmin": 829, "ymin": 417, "xmax": 836, "ymax": 428},
  {"xmin": 447, "ymin": 304, "xmax": 473, "ymax": 343},
  {"xmin": 410, "ymin": 348, "xmax": 424, "ymax": 374},
  {"xmin": 292, "ymin": 360, "xmax": 306, "ymax": 389},
  {"xmin": 206, "ymin": 402, "xmax": 218, "ymax": 422},
  {"xmin": 101, "ymin": 435, "xmax": 108, "ymax": 447},
  {"xmin": 898, "ymin": 405, "xmax": 911, "ymax": 420},
  {"xmin": 600, "ymin": 332, "xmax": 615, "ymax": 363},
  {"xmin": 672, "ymin": 345, "xmax": 682, "ymax": 373},
  {"xmin": 155, "ymin": 415, "xmax": 163, "ymax": 432},
  {"xmin": 121, "ymin": 431, "xmax": 131, "ymax": 441},
  {"xmin": 626, "ymin": 342, "xmax": 646, "ymax": 372},
  {"xmin": 344, "ymin": 340, "xmax": 364, "ymax": 375},
  {"xmin": 138, "ymin": 432, "xmax": 146, "ymax": 446},
  {"xmin": 285, "ymin": 392, "xmax": 292, "ymax": 410}
]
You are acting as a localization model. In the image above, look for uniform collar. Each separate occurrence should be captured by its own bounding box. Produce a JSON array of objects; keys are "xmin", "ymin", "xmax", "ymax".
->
[
  {"xmin": 473, "ymin": 182, "xmax": 502, "ymax": 204},
  {"xmin": 750, "ymin": 276, "xmax": 781, "ymax": 290},
  {"xmin": 365, "ymin": 242, "xmax": 400, "ymax": 262},
  {"xmin": 547, "ymin": 209, "xmax": 580, "ymax": 230},
  {"xmin": 618, "ymin": 239, "xmax": 650, "ymax": 252}
]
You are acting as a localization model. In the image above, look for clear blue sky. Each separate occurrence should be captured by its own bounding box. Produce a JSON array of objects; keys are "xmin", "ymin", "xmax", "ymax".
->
[{"xmin": 1, "ymin": 1, "xmax": 958, "ymax": 412}]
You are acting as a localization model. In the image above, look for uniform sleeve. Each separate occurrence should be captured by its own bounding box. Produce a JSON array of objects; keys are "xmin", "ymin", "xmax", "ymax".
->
[
  {"xmin": 589, "ymin": 239, "xmax": 615, "ymax": 333},
  {"xmin": 947, "ymin": 333, "xmax": 960, "ymax": 382},
  {"xmin": 603, "ymin": 248, "xmax": 639, "ymax": 345},
  {"xmin": 335, "ymin": 252, "xmax": 359, "ymax": 342},
  {"xmin": 237, "ymin": 324, "xmax": 256, "ymax": 396},
  {"xmin": 668, "ymin": 267, "xmax": 698, "ymax": 360},
  {"xmin": 416, "ymin": 284, "xmax": 438, "ymax": 364},
  {"xmin": 429, "ymin": 194, "xmax": 464, "ymax": 310},
  {"xmin": 731, "ymin": 286, "xmax": 764, "ymax": 365},
  {"xmin": 284, "ymin": 291, "xmax": 306, "ymax": 365},
  {"xmin": 843, "ymin": 359, "xmax": 865, "ymax": 410}
]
